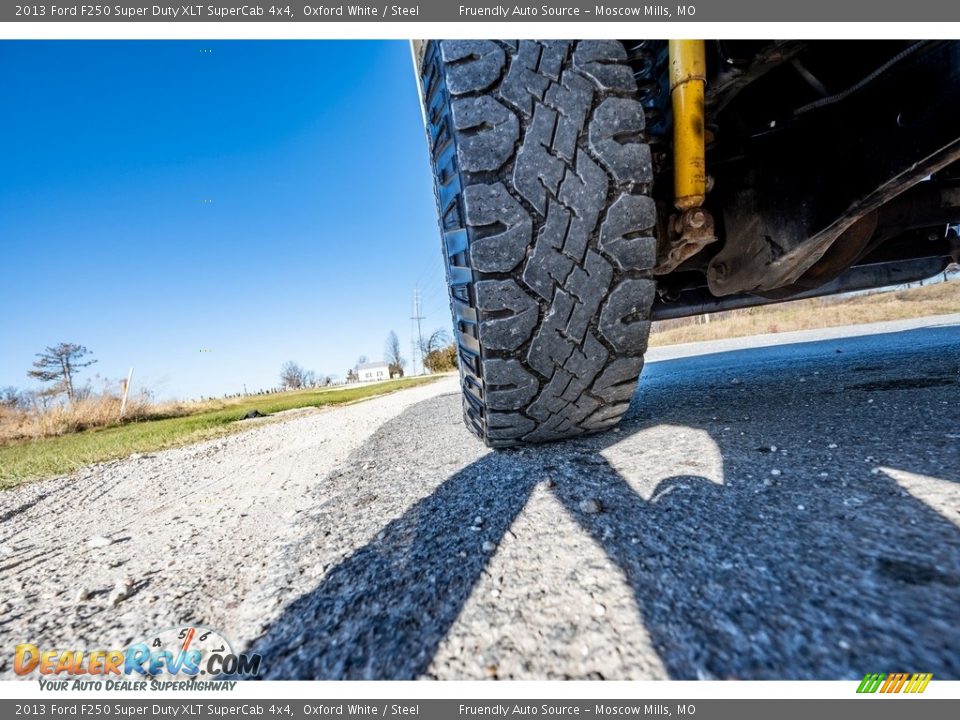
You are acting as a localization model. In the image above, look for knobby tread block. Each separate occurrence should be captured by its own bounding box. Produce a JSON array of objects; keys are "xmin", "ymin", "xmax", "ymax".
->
[{"xmin": 421, "ymin": 40, "xmax": 657, "ymax": 447}]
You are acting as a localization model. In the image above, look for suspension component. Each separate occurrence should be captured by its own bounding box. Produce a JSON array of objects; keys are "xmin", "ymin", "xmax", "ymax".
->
[
  {"xmin": 656, "ymin": 40, "xmax": 718, "ymax": 274},
  {"xmin": 657, "ymin": 207, "xmax": 717, "ymax": 273},
  {"xmin": 669, "ymin": 40, "xmax": 708, "ymax": 208}
]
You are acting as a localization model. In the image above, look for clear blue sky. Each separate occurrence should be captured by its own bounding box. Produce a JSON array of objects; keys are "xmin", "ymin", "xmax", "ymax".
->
[{"xmin": 0, "ymin": 40, "xmax": 452, "ymax": 399}]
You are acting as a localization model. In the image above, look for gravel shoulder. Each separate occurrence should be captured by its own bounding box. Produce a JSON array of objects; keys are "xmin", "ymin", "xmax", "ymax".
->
[{"xmin": 0, "ymin": 377, "xmax": 459, "ymax": 677}]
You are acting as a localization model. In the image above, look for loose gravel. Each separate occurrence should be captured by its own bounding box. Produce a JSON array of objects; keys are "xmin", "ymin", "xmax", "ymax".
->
[{"xmin": 0, "ymin": 378, "xmax": 457, "ymax": 677}]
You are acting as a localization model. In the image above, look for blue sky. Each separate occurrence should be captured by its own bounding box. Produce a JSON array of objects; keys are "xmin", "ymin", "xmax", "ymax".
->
[{"xmin": 0, "ymin": 40, "xmax": 451, "ymax": 399}]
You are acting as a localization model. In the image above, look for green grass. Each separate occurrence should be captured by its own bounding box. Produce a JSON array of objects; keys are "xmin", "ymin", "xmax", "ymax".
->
[{"xmin": 0, "ymin": 376, "xmax": 441, "ymax": 490}]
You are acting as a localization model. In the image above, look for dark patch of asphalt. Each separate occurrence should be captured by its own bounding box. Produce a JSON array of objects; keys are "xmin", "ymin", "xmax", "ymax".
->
[{"xmin": 248, "ymin": 317, "xmax": 960, "ymax": 680}]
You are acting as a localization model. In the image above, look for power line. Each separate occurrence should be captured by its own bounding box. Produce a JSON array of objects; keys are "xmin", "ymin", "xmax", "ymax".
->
[
  {"xmin": 419, "ymin": 274, "xmax": 446, "ymax": 302},
  {"xmin": 421, "ymin": 252, "xmax": 446, "ymax": 282},
  {"xmin": 411, "ymin": 251, "xmax": 446, "ymax": 297}
]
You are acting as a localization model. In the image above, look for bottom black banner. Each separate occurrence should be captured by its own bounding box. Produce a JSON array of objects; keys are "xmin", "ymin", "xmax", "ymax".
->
[{"xmin": 4, "ymin": 699, "xmax": 957, "ymax": 720}]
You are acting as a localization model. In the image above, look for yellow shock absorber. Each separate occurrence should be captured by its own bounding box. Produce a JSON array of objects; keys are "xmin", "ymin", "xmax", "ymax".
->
[{"xmin": 668, "ymin": 40, "xmax": 707, "ymax": 210}]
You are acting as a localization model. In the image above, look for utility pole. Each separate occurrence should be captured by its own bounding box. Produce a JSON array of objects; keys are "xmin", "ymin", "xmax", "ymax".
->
[{"xmin": 411, "ymin": 288, "xmax": 426, "ymax": 375}]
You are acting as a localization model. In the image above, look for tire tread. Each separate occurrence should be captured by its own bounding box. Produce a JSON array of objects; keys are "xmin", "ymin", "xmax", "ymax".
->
[{"xmin": 421, "ymin": 40, "xmax": 656, "ymax": 446}]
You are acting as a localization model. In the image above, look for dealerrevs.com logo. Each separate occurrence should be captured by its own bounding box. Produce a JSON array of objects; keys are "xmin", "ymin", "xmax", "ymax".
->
[
  {"xmin": 15, "ymin": 626, "xmax": 262, "ymax": 689},
  {"xmin": 857, "ymin": 673, "xmax": 933, "ymax": 694}
]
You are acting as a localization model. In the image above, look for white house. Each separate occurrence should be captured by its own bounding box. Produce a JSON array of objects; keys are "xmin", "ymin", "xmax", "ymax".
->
[{"xmin": 356, "ymin": 361, "xmax": 390, "ymax": 383}]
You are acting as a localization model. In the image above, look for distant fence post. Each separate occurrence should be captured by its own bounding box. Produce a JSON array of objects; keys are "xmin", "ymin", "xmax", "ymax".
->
[{"xmin": 119, "ymin": 367, "xmax": 134, "ymax": 419}]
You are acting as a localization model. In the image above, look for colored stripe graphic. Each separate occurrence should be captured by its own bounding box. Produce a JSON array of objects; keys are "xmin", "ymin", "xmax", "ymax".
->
[
  {"xmin": 906, "ymin": 673, "xmax": 933, "ymax": 693},
  {"xmin": 857, "ymin": 673, "xmax": 885, "ymax": 693},
  {"xmin": 857, "ymin": 672, "xmax": 932, "ymax": 693}
]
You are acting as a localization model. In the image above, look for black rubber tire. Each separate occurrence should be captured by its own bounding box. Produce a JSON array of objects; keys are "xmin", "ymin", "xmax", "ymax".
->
[{"xmin": 420, "ymin": 40, "xmax": 657, "ymax": 447}]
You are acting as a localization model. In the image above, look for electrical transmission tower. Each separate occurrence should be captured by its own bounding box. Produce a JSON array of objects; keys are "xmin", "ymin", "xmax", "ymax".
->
[{"xmin": 411, "ymin": 288, "xmax": 425, "ymax": 375}]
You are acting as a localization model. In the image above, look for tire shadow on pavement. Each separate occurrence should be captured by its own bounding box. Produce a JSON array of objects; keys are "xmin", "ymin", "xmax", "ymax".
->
[{"xmin": 246, "ymin": 324, "xmax": 960, "ymax": 679}]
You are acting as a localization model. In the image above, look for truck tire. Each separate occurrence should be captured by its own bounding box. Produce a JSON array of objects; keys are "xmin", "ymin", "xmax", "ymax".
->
[{"xmin": 420, "ymin": 40, "xmax": 657, "ymax": 447}]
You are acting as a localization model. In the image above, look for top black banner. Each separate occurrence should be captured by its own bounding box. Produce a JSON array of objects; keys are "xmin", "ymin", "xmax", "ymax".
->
[{"xmin": 4, "ymin": 1, "xmax": 960, "ymax": 22}]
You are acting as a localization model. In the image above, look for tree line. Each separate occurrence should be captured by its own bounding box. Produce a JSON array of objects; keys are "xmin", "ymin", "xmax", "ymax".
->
[
  {"xmin": 277, "ymin": 329, "xmax": 459, "ymax": 390},
  {"xmin": 1, "ymin": 333, "xmax": 461, "ymax": 407}
]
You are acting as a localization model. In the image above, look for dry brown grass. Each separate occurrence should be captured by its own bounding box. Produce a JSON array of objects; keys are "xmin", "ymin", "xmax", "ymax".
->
[
  {"xmin": 0, "ymin": 376, "xmax": 441, "ymax": 451},
  {"xmin": 0, "ymin": 377, "xmax": 442, "ymax": 487},
  {"xmin": 650, "ymin": 278, "xmax": 960, "ymax": 347},
  {"xmin": 0, "ymin": 392, "xmax": 162, "ymax": 443},
  {"xmin": 0, "ymin": 389, "xmax": 300, "ymax": 444}
]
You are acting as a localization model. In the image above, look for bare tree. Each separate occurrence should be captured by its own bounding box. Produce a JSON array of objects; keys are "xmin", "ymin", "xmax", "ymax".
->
[
  {"xmin": 279, "ymin": 361, "xmax": 308, "ymax": 390},
  {"xmin": 357, "ymin": 355, "xmax": 369, "ymax": 365},
  {"xmin": 384, "ymin": 331, "xmax": 406, "ymax": 378},
  {"xmin": 0, "ymin": 386, "xmax": 22, "ymax": 409},
  {"xmin": 420, "ymin": 328, "xmax": 451, "ymax": 356},
  {"xmin": 27, "ymin": 343, "xmax": 96, "ymax": 402}
]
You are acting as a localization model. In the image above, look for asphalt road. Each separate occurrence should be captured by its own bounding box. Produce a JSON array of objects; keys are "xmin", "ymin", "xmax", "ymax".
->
[{"xmin": 2, "ymin": 314, "xmax": 958, "ymax": 681}]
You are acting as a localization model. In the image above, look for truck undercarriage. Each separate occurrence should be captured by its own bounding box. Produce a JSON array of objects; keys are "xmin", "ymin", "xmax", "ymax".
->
[{"xmin": 627, "ymin": 40, "xmax": 960, "ymax": 319}]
